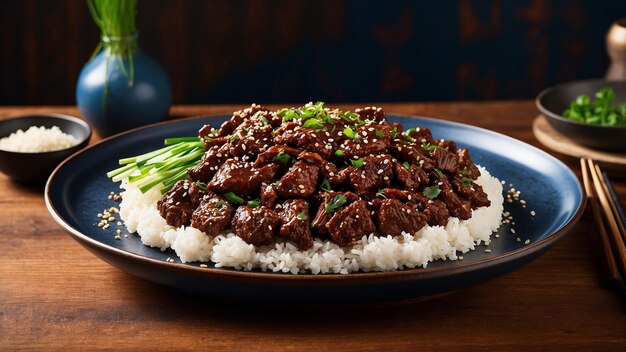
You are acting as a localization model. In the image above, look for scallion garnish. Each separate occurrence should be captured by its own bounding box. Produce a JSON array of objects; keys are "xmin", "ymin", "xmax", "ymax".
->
[
  {"xmin": 351, "ymin": 158, "xmax": 364, "ymax": 168},
  {"xmin": 224, "ymin": 192, "xmax": 244, "ymax": 204},
  {"xmin": 247, "ymin": 199, "xmax": 261, "ymax": 207},
  {"xmin": 325, "ymin": 194, "xmax": 347, "ymax": 213},
  {"xmin": 272, "ymin": 150, "xmax": 291, "ymax": 164},
  {"xmin": 343, "ymin": 126, "xmax": 357, "ymax": 140}
]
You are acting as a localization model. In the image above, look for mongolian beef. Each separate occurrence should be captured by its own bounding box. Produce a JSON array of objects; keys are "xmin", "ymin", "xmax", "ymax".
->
[{"xmin": 154, "ymin": 103, "xmax": 491, "ymax": 251}]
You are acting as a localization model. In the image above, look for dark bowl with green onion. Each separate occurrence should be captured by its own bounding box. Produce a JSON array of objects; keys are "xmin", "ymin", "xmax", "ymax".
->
[{"xmin": 536, "ymin": 79, "xmax": 626, "ymax": 152}]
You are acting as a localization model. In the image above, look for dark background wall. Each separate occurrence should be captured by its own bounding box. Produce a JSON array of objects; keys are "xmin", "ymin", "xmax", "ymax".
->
[{"xmin": 1, "ymin": 0, "xmax": 625, "ymax": 105}]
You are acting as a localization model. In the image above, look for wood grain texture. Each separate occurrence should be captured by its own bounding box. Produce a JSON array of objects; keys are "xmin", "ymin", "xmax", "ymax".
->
[{"xmin": 0, "ymin": 102, "xmax": 625, "ymax": 352}]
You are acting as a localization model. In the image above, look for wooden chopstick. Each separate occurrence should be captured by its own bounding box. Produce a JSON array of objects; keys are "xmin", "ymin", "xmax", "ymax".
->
[
  {"xmin": 599, "ymin": 169, "xmax": 626, "ymax": 244},
  {"xmin": 580, "ymin": 159, "xmax": 623, "ymax": 289}
]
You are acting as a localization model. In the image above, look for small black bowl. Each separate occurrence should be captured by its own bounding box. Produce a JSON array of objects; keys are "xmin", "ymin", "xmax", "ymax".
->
[
  {"xmin": 0, "ymin": 114, "xmax": 91, "ymax": 184},
  {"xmin": 536, "ymin": 79, "xmax": 626, "ymax": 152}
]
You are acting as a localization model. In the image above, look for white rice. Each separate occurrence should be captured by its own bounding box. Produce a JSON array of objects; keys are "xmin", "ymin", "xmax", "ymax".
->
[
  {"xmin": 0, "ymin": 125, "xmax": 78, "ymax": 153},
  {"xmin": 118, "ymin": 166, "xmax": 503, "ymax": 274}
]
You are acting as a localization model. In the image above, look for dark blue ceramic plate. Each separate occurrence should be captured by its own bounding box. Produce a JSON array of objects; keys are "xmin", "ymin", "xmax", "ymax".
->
[{"xmin": 45, "ymin": 115, "xmax": 585, "ymax": 305}]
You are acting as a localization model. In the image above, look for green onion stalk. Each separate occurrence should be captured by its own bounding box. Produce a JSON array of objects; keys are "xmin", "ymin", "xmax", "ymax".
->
[
  {"xmin": 87, "ymin": 0, "xmax": 138, "ymax": 112},
  {"xmin": 107, "ymin": 138, "xmax": 204, "ymax": 194}
]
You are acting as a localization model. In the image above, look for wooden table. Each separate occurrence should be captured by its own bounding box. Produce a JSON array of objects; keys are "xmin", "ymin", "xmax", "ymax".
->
[{"xmin": 1, "ymin": 102, "xmax": 624, "ymax": 351}]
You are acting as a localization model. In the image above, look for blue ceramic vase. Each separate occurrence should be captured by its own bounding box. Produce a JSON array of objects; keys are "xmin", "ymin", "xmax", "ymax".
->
[{"xmin": 76, "ymin": 46, "xmax": 171, "ymax": 136}]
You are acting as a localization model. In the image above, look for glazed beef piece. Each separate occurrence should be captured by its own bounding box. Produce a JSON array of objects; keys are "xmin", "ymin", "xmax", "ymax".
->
[
  {"xmin": 382, "ymin": 188, "xmax": 450, "ymax": 226},
  {"xmin": 228, "ymin": 117, "xmax": 274, "ymax": 156},
  {"xmin": 452, "ymin": 179, "xmax": 491, "ymax": 209},
  {"xmin": 208, "ymin": 159, "xmax": 279, "ymax": 195},
  {"xmin": 260, "ymin": 182, "xmax": 278, "ymax": 208},
  {"xmin": 311, "ymin": 191, "xmax": 359, "ymax": 236},
  {"xmin": 440, "ymin": 188, "xmax": 472, "ymax": 220},
  {"xmin": 393, "ymin": 161, "xmax": 428, "ymax": 192},
  {"xmin": 431, "ymin": 148, "xmax": 459, "ymax": 173},
  {"xmin": 254, "ymin": 145, "xmax": 302, "ymax": 167},
  {"xmin": 218, "ymin": 104, "xmax": 267, "ymax": 136},
  {"xmin": 276, "ymin": 161, "xmax": 320, "ymax": 198},
  {"xmin": 390, "ymin": 143, "xmax": 435, "ymax": 170},
  {"xmin": 406, "ymin": 127, "xmax": 435, "ymax": 145},
  {"xmin": 231, "ymin": 206, "xmax": 280, "ymax": 246},
  {"xmin": 457, "ymin": 148, "xmax": 481, "ymax": 180},
  {"xmin": 377, "ymin": 199, "xmax": 427, "ymax": 237},
  {"xmin": 348, "ymin": 155, "xmax": 394, "ymax": 194},
  {"xmin": 278, "ymin": 199, "xmax": 314, "ymax": 250},
  {"xmin": 340, "ymin": 124, "xmax": 391, "ymax": 158},
  {"xmin": 355, "ymin": 106, "xmax": 388, "ymax": 124},
  {"xmin": 326, "ymin": 200, "xmax": 376, "ymax": 246},
  {"xmin": 273, "ymin": 123, "xmax": 335, "ymax": 159},
  {"xmin": 187, "ymin": 144, "xmax": 229, "ymax": 182},
  {"xmin": 157, "ymin": 180, "xmax": 200, "ymax": 228},
  {"xmin": 191, "ymin": 196, "xmax": 234, "ymax": 236}
]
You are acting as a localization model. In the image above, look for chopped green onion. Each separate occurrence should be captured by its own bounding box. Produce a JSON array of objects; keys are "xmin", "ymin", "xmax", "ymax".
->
[
  {"xmin": 335, "ymin": 150, "xmax": 344, "ymax": 157},
  {"xmin": 402, "ymin": 162, "xmax": 411, "ymax": 171},
  {"xmin": 375, "ymin": 129, "xmax": 385, "ymax": 138},
  {"xmin": 343, "ymin": 126, "xmax": 357, "ymax": 140},
  {"xmin": 433, "ymin": 168, "xmax": 444, "ymax": 179},
  {"xmin": 302, "ymin": 118, "xmax": 324, "ymax": 130},
  {"xmin": 296, "ymin": 211, "xmax": 308, "ymax": 221},
  {"xmin": 351, "ymin": 158, "xmax": 364, "ymax": 168},
  {"xmin": 224, "ymin": 192, "xmax": 244, "ymax": 204},
  {"xmin": 247, "ymin": 199, "xmax": 261, "ymax": 207},
  {"xmin": 272, "ymin": 150, "xmax": 291, "ymax": 164},
  {"xmin": 320, "ymin": 178, "xmax": 332, "ymax": 192},
  {"xmin": 325, "ymin": 194, "xmax": 347, "ymax": 213}
]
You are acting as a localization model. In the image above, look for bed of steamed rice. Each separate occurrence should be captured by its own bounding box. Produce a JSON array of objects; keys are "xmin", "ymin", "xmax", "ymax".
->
[
  {"xmin": 0, "ymin": 125, "xmax": 78, "ymax": 153},
  {"xmin": 118, "ymin": 166, "xmax": 503, "ymax": 274}
]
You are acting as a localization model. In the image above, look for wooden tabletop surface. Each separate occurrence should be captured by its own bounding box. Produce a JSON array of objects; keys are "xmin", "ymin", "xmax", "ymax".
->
[{"xmin": 1, "ymin": 102, "xmax": 624, "ymax": 351}]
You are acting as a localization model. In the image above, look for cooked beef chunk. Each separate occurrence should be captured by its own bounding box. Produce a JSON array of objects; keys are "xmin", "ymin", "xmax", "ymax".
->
[
  {"xmin": 423, "ymin": 200, "xmax": 450, "ymax": 226},
  {"xmin": 311, "ymin": 191, "xmax": 359, "ymax": 236},
  {"xmin": 440, "ymin": 188, "xmax": 472, "ymax": 220},
  {"xmin": 438, "ymin": 139, "xmax": 457, "ymax": 152},
  {"xmin": 377, "ymin": 199, "xmax": 427, "ymax": 237},
  {"xmin": 276, "ymin": 161, "xmax": 319, "ymax": 198},
  {"xmin": 407, "ymin": 127, "xmax": 435, "ymax": 145},
  {"xmin": 348, "ymin": 155, "xmax": 394, "ymax": 194},
  {"xmin": 199, "ymin": 124, "xmax": 216, "ymax": 139},
  {"xmin": 457, "ymin": 148, "xmax": 481, "ymax": 180},
  {"xmin": 393, "ymin": 161, "xmax": 428, "ymax": 191},
  {"xmin": 231, "ymin": 206, "xmax": 280, "ymax": 246},
  {"xmin": 191, "ymin": 196, "xmax": 234, "ymax": 236},
  {"xmin": 452, "ymin": 179, "xmax": 491, "ymax": 209},
  {"xmin": 431, "ymin": 148, "xmax": 459, "ymax": 173},
  {"xmin": 355, "ymin": 106, "xmax": 388, "ymax": 124},
  {"xmin": 273, "ymin": 123, "xmax": 335, "ymax": 159},
  {"xmin": 228, "ymin": 117, "xmax": 274, "ymax": 156},
  {"xmin": 208, "ymin": 159, "xmax": 279, "ymax": 195},
  {"xmin": 340, "ymin": 125, "xmax": 391, "ymax": 158},
  {"xmin": 260, "ymin": 182, "xmax": 278, "ymax": 208},
  {"xmin": 157, "ymin": 180, "xmax": 197, "ymax": 228},
  {"xmin": 187, "ymin": 144, "xmax": 229, "ymax": 182},
  {"xmin": 278, "ymin": 199, "xmax": 314, "ymax": 250},
  {"xmin": 390, "ymin": 143, "xmax": 435, "ymax": 170},
  {"xmin": 254, "ymin": 145, "xmax": 302, "ymax": 167},
  {"xmin": 218, "ymin": 104, "xmax": 267, "ymax": 136},
  {"xmin": 326, "ymin": 200, "xmax": 376, "ymax": 246}
]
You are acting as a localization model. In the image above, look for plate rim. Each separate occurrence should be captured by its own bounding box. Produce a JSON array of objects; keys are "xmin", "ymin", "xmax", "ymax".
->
[{"xmin": 44, "ymin": 113, "xmax": 586, "ymax": 285}]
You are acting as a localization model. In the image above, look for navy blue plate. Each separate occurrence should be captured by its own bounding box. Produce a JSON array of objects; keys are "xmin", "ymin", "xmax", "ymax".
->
[{"xmin": 45, "ymin": 115, "xmax": 585, "ymax": 305}]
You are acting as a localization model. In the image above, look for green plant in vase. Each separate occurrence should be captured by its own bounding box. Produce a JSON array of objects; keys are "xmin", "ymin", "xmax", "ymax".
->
[{"xmin": 76, "ymin": 0, "xmax": 171, "ymax": 136}]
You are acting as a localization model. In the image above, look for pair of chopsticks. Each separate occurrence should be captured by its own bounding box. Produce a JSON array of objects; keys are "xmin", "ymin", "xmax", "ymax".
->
[{"xmin": 580, "ymin": 158, "xmax": 626, "ymax": 296}]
